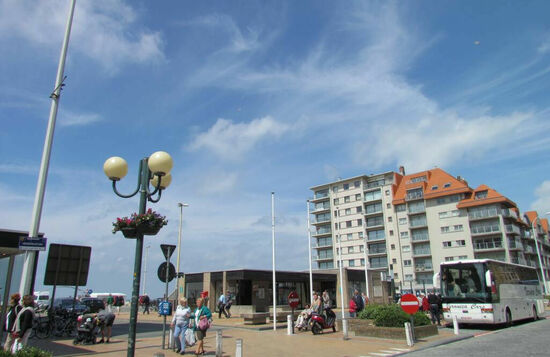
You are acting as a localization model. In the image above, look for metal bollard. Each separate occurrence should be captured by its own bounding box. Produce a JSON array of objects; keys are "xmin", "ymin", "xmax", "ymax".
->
[
  {"xmin": 404, "ymin": 322, "xmax": 414, "ymax": 347},
  {"xmin": 235, "ymin": 339, "xmax": 243, "ymax": 357},
  {"xmin": 169, "ymin": 327, "xmax": 173, "ymax": 349},
  {"xmin": 287, "ymin": 314, "xmax": 293, "ymax": 335},
  {"xmin": 216, "ymin": 330, "xmax": 223, "ymax": 357},
  {"xmin": 452, "ymin": 315, "xmax": 459, "ymax": 335}
]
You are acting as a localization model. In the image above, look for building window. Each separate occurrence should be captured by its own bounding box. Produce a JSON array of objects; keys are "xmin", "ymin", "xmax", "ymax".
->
[
  {"xmin": 441, "ymin": 226, "xmax": 450, "ymax": 233},
  {"xmin": 432, "ymin": 185, "xmax": 438, "ymax": 190},
  {"xmin": 389, "ymin": 230, "xmax": 394, "ymax": 236},
  {"xmin": 456, "ymin": 240, "xmax": 466, "ymax": 246},
  {"xmin": 357, "ymin": 219, "xmax": 363, "ymax": 226},
  {"xmin": 346, "ymin": 221, "xmax": 352, "ymax": 228},
  {"xmin": 410, "ymin": 176, "xmax": 427, "ymax": 183},
  {"xmin": 443, "ymin": 241, "xmax": 452, "ymax": 248},
  {"xmin": 392, "ymin": 258, "xmax": 397, "ymax": 264},
  {"xmin": 354, "ymin": 180, "xmax": 360, "ymax": 188},
  {"xmin": 333, "ymin": 186, "xmax": 339, "ymax": 193},
  {"xmin": 333, "ymin": 198, "xmax": 339, "ymax": 205},
  {"xmin": 391, "ymin": 244, "xmax": 395, "ymax": 250},
  {"xmin": 453, "ymin": 224, "xmax": 463, "ymax": 231},
  {"xmin": 437, "ymin": 198, "xmax": 446, "ymax": 204},
  {"xmin": 347, "ymin": 233, "xmax": 353, "ymax": 240},
  {"xmin": 344, "ymin": 183, "xmax": 349, "ymax": 190},
  {"xmin": 359, "ymin": 245, "xmax": 364, "ymax": 252},
  {"xmin": 396, "ymin": 204, "xmax": 406, "ymax": 212},
  {"xmin": 360, "ymin": 259, "xmax": 365, "ymax": 266},
  {"xmin": 358, "ymin": 232, "xmax": 363, "ymax": 238},
  {"xmin": 458, "ymin": 255, "xmax": 468, "ymax": 260},
  {"xmin": 399, "ymin": 218, "xmax": 407, "ymax": 225},
  {"xmin": 387, "ymin": 203, "xmax": 391, "ymax": 209},
  {"xmin": 388, "ymin": 216, "xmax": 393, "ymax": 222},
  {"xmin": 444, "ymin": 182, "xmax": 451, "ymax": 188},
  {"xmin": 345, "ymin": 208, "xmax": 351, "ymax": 215},
  {"xmin": 385, "ymin": 190, "xmax": 390, "ymax": 196},
  {"xmin": 356, "ymin": 206, "xmax": 362, "ymax": 213},
  {"xmin": 405, "ymin": 274, "xmax": 413, "ymax": 281},
  {"xmin": 445, "ymin": 256, "xmax": 454, "ymax": 262},
  {"xmin": 403, "ymin": 260, "xmax": 412, "ymax": 266},
  {"xmin": 349, "ymin": 246, "xmax": 354, "ymax": 253},
  {"xmin": 344, "ymin": 196, "xmax": 350, "ymax": 203},
  {"xmin": 400, "ymin": 231, "xmax": 409, "ymax": 238},
  {"xmin": 402, "ymin": 245, "xmax": 410, "ymax": 252},
  {"xmin": 355, "ymin": 193, "xmax": 362, "ymax": 201},
  {"xmin": 349, "ymin": 260, "xmax": 355, "ymax": 267}
]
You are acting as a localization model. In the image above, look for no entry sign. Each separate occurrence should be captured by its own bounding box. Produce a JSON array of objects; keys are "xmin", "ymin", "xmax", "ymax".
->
[
  {"xmin": 400, "ymin": 293, "xmax": 419, "ymax": 315},
  {"xmin": 288, "ymin": 291, "xmax": 300, "ymax": 309}
]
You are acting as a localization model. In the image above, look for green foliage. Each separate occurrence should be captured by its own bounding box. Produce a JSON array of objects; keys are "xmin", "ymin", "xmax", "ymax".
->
[
  {"xmin": 359, "ymin": 304, "xmax": 431, "ymax": 328},
  {"xmin": 0, "ymin": 347, "xmax": 53, "ymax": 357},
  {"xmin": 358, "ymin": 304, "xmax": 382, "ymax": 320}
]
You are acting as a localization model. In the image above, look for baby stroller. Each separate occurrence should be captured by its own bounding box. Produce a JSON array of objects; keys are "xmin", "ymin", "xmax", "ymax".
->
[
  {"xmin": 295, "ymin": 310, "xmax": 312, "ymax": 331},
  {"xmin": 73, "ymin": 314, "xmax": 100, "ymax": 345}
]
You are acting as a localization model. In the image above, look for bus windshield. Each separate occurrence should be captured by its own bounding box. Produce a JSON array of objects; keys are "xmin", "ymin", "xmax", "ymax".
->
[{"xmin": 441, "ymin": 263, "xmax": 490, "ymax": 302}]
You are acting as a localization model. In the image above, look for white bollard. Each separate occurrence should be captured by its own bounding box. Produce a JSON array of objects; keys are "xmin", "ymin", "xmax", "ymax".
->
[
  {"xmin": 342, "ymin": 318, "xmax": 349, "ymax": 340},
  {"xmin": 216, "ymin": 330, "xmax": 223, "ymax": 357},
  {"xmin": 287, "ymin": 314, "xmax": 293, "ymax": 335},
  {"xmin": 235, "ymin": 339, "xmax": 243, "ymax": 357},
  {"xmin": 169, "ymin": 327, "xmax": 173, "ymax": 349},
  {"xmin": 404, "ymin": 322, "xmax": 414, "ymax": 347},
  {"xmin": 452, "ymin": 315, "xmax": 459, "ymax": 335}
]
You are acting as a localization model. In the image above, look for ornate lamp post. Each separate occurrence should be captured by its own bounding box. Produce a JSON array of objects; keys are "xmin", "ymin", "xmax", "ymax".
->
[{"xmin": 103, "ymin": 151, "xmax": 173, "ymax": 357}]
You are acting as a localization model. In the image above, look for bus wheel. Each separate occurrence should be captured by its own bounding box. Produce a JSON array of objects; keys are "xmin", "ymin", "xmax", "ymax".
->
[
  {"xmin": 505, "ymin": 309, "xmax": 512, "ymax": 328},
  {"xmin": 532, "ymin": 306, "xmax": 538, "ymax": 321}
]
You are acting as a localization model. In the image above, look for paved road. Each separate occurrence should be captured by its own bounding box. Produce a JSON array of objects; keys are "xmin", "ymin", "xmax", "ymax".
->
[{"xmin": 403, "ymin": 318, "xmax": 549, "ymax": 357}]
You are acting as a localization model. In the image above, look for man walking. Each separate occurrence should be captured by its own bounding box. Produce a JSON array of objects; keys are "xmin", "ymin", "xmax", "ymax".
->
[
  {"xmin": 218, "ymin": 292, "xmax": 228, "ymax": 318},
  {"xmin": 106, "ymin": 294, "xmax": 114, "ymax": 313},
  {"xmin": 142, "ymin": 295, "xmax": 150, "ymax": 315},
  {"xmin": 352, "ymin": 289, "xmax": 364, "ymax": 315},
  {"xmin": 427, "ymin": 290, "xmax": 441, "ymax": 325}
]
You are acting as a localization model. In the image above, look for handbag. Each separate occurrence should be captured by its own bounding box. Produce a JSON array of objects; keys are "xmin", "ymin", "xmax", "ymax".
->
[
  {"xmin": 198, "ymin": 318, "xmax": 211, "ymax": 331},
  {"xmin": 184, "ymin": 328, "xmax": 196, "ymax": 346}
]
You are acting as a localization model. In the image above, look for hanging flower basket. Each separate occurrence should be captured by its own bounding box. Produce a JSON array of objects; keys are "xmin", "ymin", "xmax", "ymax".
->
[{"xmin": 112, "ymin": 209, "xmax": 168, "ymax": 238}]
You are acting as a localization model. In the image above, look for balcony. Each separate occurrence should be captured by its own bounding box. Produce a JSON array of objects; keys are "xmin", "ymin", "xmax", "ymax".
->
[
  {"xmin": 368, "ymin": 247, "xmax": 387, "ymax": 256},
  {"xmin": 524, "ymin": 246, "xmax": 535, "ymax": 254},
  {"xmin": 410, "ymin": 219, "xmax": 428, "ymax": 229},
  {"xmin": 311, "ymin": 205, "xmax": 330, "ymax": 214},
  {"xmin": 315, "ymin": 254, "xmax": 334, "ymax": 261},
  {"xmin": 364, "ymin": 195, "xmax": 382, "ymax": 203},
  {"xmin": 470, "ymin": 224, "xmax": 501, "ymax": 236},
  {"xmin": 408, "ymin": 208, "xmax": 426, "ymax": 215},
  {"xmin": 311, "ymin": 217, "xmax": 331, "ymax": 225},
  {"xmin": 508, "ymin": 240, "xmax": 522, "ymax": 250},
  {"xmin": 412, "ymin": 248, "xmax": 431, "ymax": 257},
  {"xmin": 406, "ymin": 191, "xmax": 424, "ymax": 201},
  {"xmin": 505, "ymin": 224, "xmax": 520, "ymax": 235},
  {"xmin": 364, "ymin": 208, "xmax": 383, "ymax": 217},
  {"xmin": 501, "ymin": 209, "xmax": 518, "ymax": 220},
  {"xmin": 364, "ymin": 180, "xmax": 385, "ymax": 190},
  {"xmin": 312, "ymin": 229, "xmax": 332, "ymax": 237},
  {"xmin": 415, "ymin": 265, "xmax": 433, "ymax": 272},
  {"xmin": 369, "ymin": 263, "xmax": 388, "ymax": 269},
  {"xmin": 468, "ymin": 208, "xmax": 499, "ymax": 221},
  {"xmin": 411, "ymin": 233, "xmax": 429, "ymax": 242},
  {"xmin": 473, "ymin": 241, "xmax": 503, "ymax": 251},
  {"xmin": 314, "ymin": 243, "xmax": 333, "ymax": 249},
  {"xmin": 311, "ymin": 192, "xmax": 329, "ymax": 202},
  {"xmin": 367, "ymin": 235, "xmax": 386, "ymax": 242}
]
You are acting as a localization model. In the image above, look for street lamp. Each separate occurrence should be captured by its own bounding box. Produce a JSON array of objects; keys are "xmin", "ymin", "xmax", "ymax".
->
[
  {"xmin": 103, "ymin": 151, "xmax": 173, "ymax": 357},
  {"xmin": 176, "ymin": 202, "xmax": 189, "ymax": 304},
  {"xmin": 142, "ymin": 245, "xmax": 150, "ymax": 296},
  {"xmin": 531, "ymin": 215, "xmax": 549, "ymax": 295},
  {"xmin": 335, "ymin": 207, "xmax": 348, "ymax": 340},
  {"xmin": 307, "ymin": 199, "xmax": 313, "ymax": 305}
]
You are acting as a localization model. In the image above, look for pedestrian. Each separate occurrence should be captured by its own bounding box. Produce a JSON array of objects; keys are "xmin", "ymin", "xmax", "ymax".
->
[
  {"xmin": 427, "ymin": 290, "xmax": 441, "ymax": 325},
  {"xmin": 217, "ymin": 291, "xmax": 227, "ymax": 318},
  {"xmin": 191, "ymin": 297, "xmax": 212, "ymax": 356},
  {"xmin": 322, "ymin": 290, "xmax": 331, "ymax": 309},
  {"xmin": 143, "ymin": 295, "xmax": 150, "ymax": 314},
  {"xmin": 361, "ymin": 292, "xmax": 369, "ymax": 306},
  {"xmin": 349, "ymin": 298, "xmax": 357, "ymax": 318},
  {"xmin": 12, "ymin": 295, "xmax": 35, "ymax": 349},
  {"xmin": 352, "ymin": 289, "xmax": 364, "ymax": 314},
  {"xmin": 311, "ymin": 292, "xmax": 321, "ymax": 314},
  {"xmin": 421, "ymin": 294, "xmax": 430, "ymax": 312},
  {"xmin": 224, "ymin": 291, "xmax": 233, "ymax": 318},
  {"xmin": 171, "ymin": 298, "xmax": 191, "ymax": 355},
  {"xmin": 3, "ymin": 293, "xmax": 22, "ymax": 352},
  {"xmin": 97, "ymin": 309, "xmax": 116, "ymax": 343},
  {"xmin": 106, "ymin": 293, "xmax": 114, "ymax": 313}
]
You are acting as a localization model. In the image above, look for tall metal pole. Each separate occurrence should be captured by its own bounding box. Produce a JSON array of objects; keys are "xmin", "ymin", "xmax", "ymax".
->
[
  {"xmin": 19, "ymin": 0, "xmax": 77, "ymax": 296},
  {"xmin": 335, "ymin": 207, "xmax": 348, "ymax": 340},
  {"xmin": 176, "ymin": 203, "xmax": 188, "ymax": 303},
  {"xmin": 272, "ymin": 192, "xmax": 277, "ymax": 331},
  {"xmin": 363, "ymin": 221, "xmax": 370, "ymax": 301},
  {"xmin": 307, "ymin": 200, "xmax": 313, "ymax": 304},
  {"xmin": 532, "ymin": 219, "xmax": 548, "ymax": 295},
  {"xmin": 142, "ymin": 245, "xmax": 150, "ymax": 296}
]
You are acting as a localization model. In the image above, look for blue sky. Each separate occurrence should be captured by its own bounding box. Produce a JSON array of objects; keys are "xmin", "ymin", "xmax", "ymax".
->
[{"xmin": 1, "ymin": 0, "xmax": 550, "ymax": 298}]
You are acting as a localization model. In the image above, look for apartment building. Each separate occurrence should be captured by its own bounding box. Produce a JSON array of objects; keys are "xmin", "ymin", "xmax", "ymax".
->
[{"xmin": 310, "ymin": 167, "xmax": 550, "ymax": 293}]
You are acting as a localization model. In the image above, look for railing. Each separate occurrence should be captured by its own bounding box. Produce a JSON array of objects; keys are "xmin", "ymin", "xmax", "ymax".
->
[
  {"xmin": 312, "ymin": 205, "xmax": 330, "ymax": 212},
  {"xmin": 313, "ymin": 192, "xmax": 329, "ymax": 200},
  {"xmin": 413, "ymin": 248, "xmax": 431, "ymax": 256},
  {"xmin": 365, "ymin": 207, "xmax": 383, "ymax": 215},
  {"xmin": 364, "ymin": 194, "xmax": 382, "ymax": 202},
  {"xmin": 524, "ymin": 246, "xmax": 534, "ymax": 254},
  {"xmin": 313, "ymin": 229, "xmax": 332, "ymax": 236},
  {"xmin": 367, "ymin": 235, "xmax": 386, "ymax": 242},
  {"xmin": 366, "ymin": 219, "xmax": 384, "ymax": 227},
  {"xmin": 365, "ymin": 180, "xmax": 385, "ymax": 189},
  {"xmin": 315, "ymin": 254, "xmax": 333, "ymax": 260},
  {"xmin": 406, "ymin": 191, "xmax": 424, "ymax": 201},
  {"xmin": 312, "ymin": 217, "xmax": 331, "ymax": 224},
  {"xmin": 468, "ymin": 208, "xmax": 499, "ymax": 220},
  {"xmin": 408, "ymin": 207, "xmax": 426, "ymax": 214},
  {"xmin": 474, "ymin": 241, "xmax": 503, "ymax": 250},
  {"xmin": 415, "ymin": 265, "xmax": 433, "ymax": 271},
  {"xmin": 369, "ymin": 262, "xmax": 388, "ymax": 269},
  {"xmin": 368, "ymin": 247, "xmax": 387, "ymax": 254},
  {"xmin": 508, "ymin": 240, "xmax": 522, "ymax": 249},
  {"xmin": 410, "ymin": 218, "xmax": 428, "ymax": 228},
  {"xmin": 505, "ymin": 224, "xmax": 520, "ymax": 235},
  {"xmin": 501, "ymin": 209, "xmax": 518, "ymax": 219},
  {"xmin": 412, "ymin": 233, "xmax": 429, "ymax": 242},
  {"xmin": 471, "ymin": 224, "xmax": 500, "ymax": 235}
]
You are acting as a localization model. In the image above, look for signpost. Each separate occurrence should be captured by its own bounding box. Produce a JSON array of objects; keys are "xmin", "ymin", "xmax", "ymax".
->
[
  {"xmin": 288, "ymin": 291, "xmax": 300, "ymax": 334},
  {"xmin": 400, "ymin": 293, "xmax": 419, "ymax": 343},
  {"xmin": 19, "ymin": 236, "xmax": 47, "ymax": 251},
  {"xmin": 159, "ymin": 244, "xmax": 176, "ymax": 350}
]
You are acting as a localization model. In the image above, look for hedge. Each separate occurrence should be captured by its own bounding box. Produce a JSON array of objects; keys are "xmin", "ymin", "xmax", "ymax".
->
[
  {"xmin": 358, "ymin": 304, "xmax": 431, "ymax": 328},
  {"xmin": 0, "ymin": 347, "xmax": 53, "ymax": 357}
]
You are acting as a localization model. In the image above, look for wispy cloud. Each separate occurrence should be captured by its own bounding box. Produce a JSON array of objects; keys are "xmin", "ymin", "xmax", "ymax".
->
[
  {"xmin": 531, "ymin": 180, "xmax": 550, "ymax": 215},
  {"xmin": 59, "ymin": 109, "xmax": 102, "ymax": 127},
  {"xmin": 189, "ymin": 116, "xmax": 290, "ymax": 160},
  {"xmin": 0, "ymin": 0, "xmax": 165, "ymax": 73}
]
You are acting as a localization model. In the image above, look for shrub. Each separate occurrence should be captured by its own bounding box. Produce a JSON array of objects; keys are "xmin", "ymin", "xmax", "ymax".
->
[
  {"xmin": 412, "ymin": 311, "xmax": 431, "ymax": 326},
  {"xmin": 358, "ymin": 304, "xmax": 382, "ymax": 320},
  {"xmin": 0, "ymin": 347, "xmax": 53, "ymax": 357},
  {"xmin": 370, "ymin": 304, "xmax": 431, "ymax": 328}
]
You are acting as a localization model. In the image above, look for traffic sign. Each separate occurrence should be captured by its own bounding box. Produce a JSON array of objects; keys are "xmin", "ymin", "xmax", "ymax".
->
[
  {"xmin": 158, "ymin": 301, "xmax": 172, "ymax": 316},
  {"xmin": 160, "ymin": 244, "xmax": 176, "ymax": 260},
  {"xmin": 87, "ymin": 289, "xmax": 93, "ymax": 295},
  {"xmin": 157, "ymin": 262, "xmax": 176, "ymax": 283},
  {"xmin": 19, "ymin": 236, "xmax": 47, "ymax": 251},
  {"xmin": 400, "ymin": 293, "xmax": 420, "ymax": 315},
  {"xmin": 288, "ymin": 291, "xmax": 300, "ymax": 309}
]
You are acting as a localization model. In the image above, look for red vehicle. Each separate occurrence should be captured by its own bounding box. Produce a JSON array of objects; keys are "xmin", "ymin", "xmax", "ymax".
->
[{"xmin": 309, "ymin": 308, "xmax": 336, "ymax": 334}]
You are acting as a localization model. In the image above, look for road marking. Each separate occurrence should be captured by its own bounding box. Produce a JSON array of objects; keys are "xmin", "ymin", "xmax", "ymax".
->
[
  {"xmin": 368, "ymin": 353, "xmax": 394, "ymax": 356},
  {"xmin": 389, "ymin": 348, "xmax": 411, "ymax": 351},
  {"xmin": 360, "ymin": 347, "xmax": 411, "ymax": 357}
]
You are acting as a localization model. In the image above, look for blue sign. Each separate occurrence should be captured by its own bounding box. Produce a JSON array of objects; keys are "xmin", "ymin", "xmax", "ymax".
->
[
  {"xmin": 158, "ymin": 301, "xmax": 172, "ymax": 316},
  {"xmin": 87, "ymin": 289, "xmax": 93, "ymax": 295},
  {"xmin": 19, "ymin": 236, "xmax": 47, "ymax": 251}
]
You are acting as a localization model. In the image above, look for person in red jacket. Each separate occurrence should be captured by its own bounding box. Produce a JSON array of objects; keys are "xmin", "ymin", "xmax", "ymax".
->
[
  {"xmin": 349, "ymin": 298, "xmax": 357, "ymax": 318},
  {"xmin": 421, "ymin": 294, "xmax": 430, "ymax": 312}
]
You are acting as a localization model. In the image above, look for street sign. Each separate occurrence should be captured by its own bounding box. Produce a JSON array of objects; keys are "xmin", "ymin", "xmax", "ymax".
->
[
  {"xmin": 19, "ymin": 236, "xmax": 47, "ymax": 251},
  {"xmin": 160, "ymin": 244, "xmax": 176, "ymax": 260},
  {"xmin": 87, "ymin": 289, "xmax": 93, "ymax": 295},
  {"xmin": 157, "ymin": 262, "xmax": 176, "ymax": 283},
  {"xmin": 158, "ymin": 301, "xmax": 172, "ymax": 316},
  {"xmin": 288, "ymin": 291, "xmax": 300, "ymax": 309},
  {"xmin": 400, "ymin": 293, "xmax": 420, "ymax": 315}
]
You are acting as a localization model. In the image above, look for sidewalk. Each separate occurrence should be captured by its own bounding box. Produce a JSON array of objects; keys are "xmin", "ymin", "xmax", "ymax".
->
[{"xmin": 27, "ymin": 314, "xmax": 461, "ymax": 357}]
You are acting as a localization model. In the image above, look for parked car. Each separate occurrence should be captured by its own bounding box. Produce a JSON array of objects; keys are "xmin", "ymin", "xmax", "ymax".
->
[
  {"xmin": 52, "ymin": 298, "xmax": 88, "ymax": 314},
  {"xmin": 80, "ymin": 297, "xmax": 105, "ymax": 313}
]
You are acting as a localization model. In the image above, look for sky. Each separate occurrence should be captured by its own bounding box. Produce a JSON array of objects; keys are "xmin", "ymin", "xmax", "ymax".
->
[{"xmin": 1, "ymin": 0, "xmax": 550, "ymax": 299}]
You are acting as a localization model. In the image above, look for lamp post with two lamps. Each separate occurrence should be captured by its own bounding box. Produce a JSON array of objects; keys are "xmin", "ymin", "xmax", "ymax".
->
[
  {"xmin": 530, "ymin": 213, "xmax": 550, "ymax": 295},
  {"xmin": 103, "ymin": 151, "xmax": 173, "ymax": 357}
]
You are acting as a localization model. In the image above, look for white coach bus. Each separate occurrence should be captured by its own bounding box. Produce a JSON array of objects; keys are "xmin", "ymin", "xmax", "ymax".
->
[{"xmin": 435, "ymin": 259, "xmax": 544, "ymax": 326}]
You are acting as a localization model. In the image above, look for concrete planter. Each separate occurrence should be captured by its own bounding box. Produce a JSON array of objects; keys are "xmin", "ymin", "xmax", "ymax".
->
[{"xmin": 339, "ymin": 319, "xmax": 438, "ymax": 340}]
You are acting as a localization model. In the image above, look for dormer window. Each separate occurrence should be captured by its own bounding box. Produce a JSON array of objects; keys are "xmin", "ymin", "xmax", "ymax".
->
[
  {"xmin": 475, "ymin": 190, "xmax": 488, "ymax": 199},
  {"xmin": 432, "ymin": 185, "xmax": 438, "ymax": 190},
  {"xmin": 444, "ymin": 182, "xmax": 451, "ymax": 188}
]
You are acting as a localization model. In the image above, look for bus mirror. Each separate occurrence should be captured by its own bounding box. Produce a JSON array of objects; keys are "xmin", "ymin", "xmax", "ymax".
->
[
  {"xmin": 433, "ymin": 272, "xmax": 440, "ymax": 289},
  {"xmin": 485, "ymin": 270, "xmax": 492, "ymax": 288}
]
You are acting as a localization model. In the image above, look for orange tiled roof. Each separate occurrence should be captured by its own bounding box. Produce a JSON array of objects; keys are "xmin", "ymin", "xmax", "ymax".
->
[
  {"xmin": 457, "ymin": 184, "xmax": 517, "ymax": 209},
  {"xmin": 524, "ymin": 211, "xmax": 539, "ymax": 225},
  {"xmin": 541, "ymin": 218, "xmax": 549, "ymax": 234},
  {"xmin": 392, "ymin": 168, "xmax": 471, "ymax": 205}
]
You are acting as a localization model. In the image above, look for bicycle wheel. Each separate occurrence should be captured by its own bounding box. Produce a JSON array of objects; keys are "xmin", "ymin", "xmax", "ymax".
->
[{"xmin": 35, "ymin": 321, "xmax": 51, "ymax": 339}]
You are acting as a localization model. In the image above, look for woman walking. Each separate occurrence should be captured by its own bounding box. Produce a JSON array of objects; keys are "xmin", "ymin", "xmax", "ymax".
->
[
  {"xmin": 3, "ymin": 293, "xmax": 22, "ymax": 352},
  {"xmin": 12, "ymin": 295, "xmax": 35, "ymax": 349},
  {"xmin": 171, "ymin": 298, "xmax": 191, "ymax": 354},
  {"xmin": 191, "ymin": 297, "xmax": 212, "ymax": 356}
]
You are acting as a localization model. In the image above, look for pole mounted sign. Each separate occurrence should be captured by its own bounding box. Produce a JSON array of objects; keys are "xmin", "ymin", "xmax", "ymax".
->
[
  {"xmin": 288, "ymin": 291, "xmax": 300, "ymax": 309},
  {"xmin": 400, "ymin": 293, "xmax": 420, "ymax": 315},
  {"xmin": 19, "ymin": 236, "xmax": 47, "ymax": 251}
]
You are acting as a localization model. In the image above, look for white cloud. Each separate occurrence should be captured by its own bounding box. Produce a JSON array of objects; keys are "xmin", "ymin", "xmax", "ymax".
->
[
  {"xmin": 0, "ymin": 0, "xmax": 164, "ymax": 73},
  {"xmin": 531, "ymin": 180, "xmax": 550, "ymax": 215},
  {"xmin": 189, "ymin": 116, "xmax": 290, "ymax": 160},
  {"xmin": 59, "ymin": 110, "xmax": 102, "ymax": 127}
]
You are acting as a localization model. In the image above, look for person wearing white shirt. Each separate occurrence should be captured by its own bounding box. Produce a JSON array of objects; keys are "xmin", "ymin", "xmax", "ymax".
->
[
  {"xmin": 217, "ymin": 292, "xmax": 228, "ymax": 318},
  {"xmin": 171, "ymin": 298, "xmax": 191, "ymax": 355}
]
